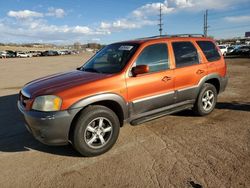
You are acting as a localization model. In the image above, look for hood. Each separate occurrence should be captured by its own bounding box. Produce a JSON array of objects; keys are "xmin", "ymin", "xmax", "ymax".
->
[{"xmin": 22, "ymin": 70, "xmax": 110, "ymax": 98}]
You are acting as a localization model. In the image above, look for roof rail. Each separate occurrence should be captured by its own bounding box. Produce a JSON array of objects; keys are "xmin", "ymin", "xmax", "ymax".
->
[
  {"xmin": 169, "ymin": 34, "xmax": 205, "ymax": 37},
  {"xmin": 135, "ymin": 34, "xmax": 205, "ymax": 40}
]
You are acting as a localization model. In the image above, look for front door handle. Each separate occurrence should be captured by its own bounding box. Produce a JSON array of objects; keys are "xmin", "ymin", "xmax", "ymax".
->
[
  {"xmin": 196, "ymin": 69, "xmax": 205, "ymax": 74},
  {"xmin": 162, "ymin": 76, "xmax": 171, "ymax": 82}
]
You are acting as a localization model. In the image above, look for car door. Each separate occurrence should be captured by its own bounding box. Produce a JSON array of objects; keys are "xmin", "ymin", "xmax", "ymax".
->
[
  {"xmin": 126, "ymin": 43, "xmax": 174, "ymax": 115},
  {"xmin": 171, "ymin": 41, "xmax": 207, "ymax": 103},
  {"xmin": 196, "ymin": 40, "xmax": 222, "ymax": 75}
]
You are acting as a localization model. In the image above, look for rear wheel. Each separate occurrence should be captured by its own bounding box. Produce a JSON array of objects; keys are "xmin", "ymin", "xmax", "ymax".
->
[
  {"xmin": 72, "ymin": 105, "xmax": 120, "ymax": 157},
  {"xmin": 193, "ymin": 83, "xmax": 217, "ymax": 116}
]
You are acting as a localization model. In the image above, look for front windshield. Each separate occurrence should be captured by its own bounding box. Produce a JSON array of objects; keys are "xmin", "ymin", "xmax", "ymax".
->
[{"xmin": 80, "ymin": 43, "xmax": 139, "ymax": 74}]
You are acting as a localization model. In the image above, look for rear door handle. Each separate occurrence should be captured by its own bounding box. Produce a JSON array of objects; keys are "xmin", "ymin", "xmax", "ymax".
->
[
  {"xmin": 196, "ymin": 69, "xmax": 205, "ymax": 74},
  {"xmin": 162, "ymin": 76, "xmax": 171, "ymax": 82}
]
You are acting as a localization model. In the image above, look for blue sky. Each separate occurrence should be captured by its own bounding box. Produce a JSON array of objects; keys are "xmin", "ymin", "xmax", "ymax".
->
[{"xmin": 0, "ymin": 0, "xmax": 250, "ymax": 44}]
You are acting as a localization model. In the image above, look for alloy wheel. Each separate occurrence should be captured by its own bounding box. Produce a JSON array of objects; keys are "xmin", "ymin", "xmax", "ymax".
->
[{"xmin": 84, "ymin": 117, "xmax": 113, "ymax": 149}]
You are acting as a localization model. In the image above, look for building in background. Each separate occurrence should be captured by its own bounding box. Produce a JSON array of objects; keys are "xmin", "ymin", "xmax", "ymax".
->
[{"xmin": 245, "ymin": 32, "xmax": 250, "ymax": 38}]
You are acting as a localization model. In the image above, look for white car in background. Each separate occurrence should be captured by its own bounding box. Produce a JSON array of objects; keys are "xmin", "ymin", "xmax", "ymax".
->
[
  {"xmin": 16, "ymin": 52, "xmax": 32, "ymax": 58},
  {"xmin": 58, "ymin": 51, "xmax": 66, "ymax": 55},
  {"xmin": 0, "ymin": 51, "xmax": 7, "ymax": 58},
  {"xmin": 218, "ymin": 45, "xmax": 228, "ymax": 56}
]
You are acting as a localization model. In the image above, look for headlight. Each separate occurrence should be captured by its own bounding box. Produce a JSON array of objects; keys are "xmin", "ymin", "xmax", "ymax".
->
[{"xmin": 32, "ymin": 95, "xmax": 62, "ymax": 112}]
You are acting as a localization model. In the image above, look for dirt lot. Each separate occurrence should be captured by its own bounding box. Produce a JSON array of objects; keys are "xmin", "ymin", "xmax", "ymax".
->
[{"xmin": 0, "ymin": 55, "xmax": 249, "ymax": 188}]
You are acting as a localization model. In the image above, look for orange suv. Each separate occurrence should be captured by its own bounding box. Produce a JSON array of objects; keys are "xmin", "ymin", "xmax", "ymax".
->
[{"xmin": 18, "ymin": 35, "xmax": 228, "ymax": 156}]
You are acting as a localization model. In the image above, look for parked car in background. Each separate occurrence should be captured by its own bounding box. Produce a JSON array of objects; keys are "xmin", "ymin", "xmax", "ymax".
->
[
  {"xmin": 16, "ymin": 52, "xmax": 32, "ymax": 58},
  {"xmin": 41, "ymin": 50, "xmax": 59, "ymax": 56},
  {"xmin": 6, "ymin": 50, "xmax": 16, "ymax": 58},
  {"xmin": 58, "ymin": 51, "xmax": 66, "ymax": 55},
  {"xmin": 226, "ymin": 46, "xmax": 236, "ymax": 54},
  {"xmin": 62, "ymin": 50, "xmax": 71, "ymax": 55},
  {"xmin": 0, "ymin": 51, "xmax": 16, "ymax": 58},
  {"xmin": 71, "ymin": 50, "xmax": 80, "ymax": 54},
  {"xmin": 218, "ymin": 45, "xmax": 228, "ymax": 56},
  {"xmin": 227, "ymin": 46, "xmax": 250, "ymax": 57},
  {"xmin": 30, "ymin": 51, "xmax": 41, "ymax": 57},
  {"xmin": 0, "ymin": 51, "xmax": 7, "ymax": 58}
]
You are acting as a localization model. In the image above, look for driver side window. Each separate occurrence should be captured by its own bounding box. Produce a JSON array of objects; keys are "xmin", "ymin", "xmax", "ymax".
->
[{"xmin": 135, "ymin": 43, "xmax": 169, "ymax": 73}]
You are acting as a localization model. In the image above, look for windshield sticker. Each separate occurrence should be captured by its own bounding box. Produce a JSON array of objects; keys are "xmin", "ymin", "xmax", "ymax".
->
[{"xmin": 119, "ymin": 46, "xmax": 133, "ymax": 51}]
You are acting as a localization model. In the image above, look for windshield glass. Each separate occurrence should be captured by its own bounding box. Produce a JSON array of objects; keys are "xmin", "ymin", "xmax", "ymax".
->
[{"xmin": 80, "ymin": 43, "xmax": 139, "ymax": 74}]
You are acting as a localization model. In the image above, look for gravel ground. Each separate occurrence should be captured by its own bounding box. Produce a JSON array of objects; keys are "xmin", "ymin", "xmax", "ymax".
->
[{"xmin": 0, "ymin": 55, "xmax": 249, "ymax": 188}]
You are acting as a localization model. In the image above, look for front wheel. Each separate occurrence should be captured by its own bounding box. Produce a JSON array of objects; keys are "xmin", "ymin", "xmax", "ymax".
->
[
  {"xmin": 193, "ymin": 83, "xmax": 217, "ymax": 116},
  {"xmin": 72, "ymin": 105, "xmax": 120, "ymax": 157}
]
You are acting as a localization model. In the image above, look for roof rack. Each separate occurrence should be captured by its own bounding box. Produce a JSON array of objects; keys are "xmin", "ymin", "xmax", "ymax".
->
[
  {"xmin": 135, "ymin": 34, "xmax": 205, "ymax": 40},
  {"xmin": 169, "ymin": 34, "xmax": 205, "ymax": 37}
]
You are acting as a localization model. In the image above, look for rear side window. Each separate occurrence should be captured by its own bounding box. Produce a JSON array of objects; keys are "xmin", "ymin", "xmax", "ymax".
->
[
  {"xmin": 172, "ymin": 42, "xmax": 199, "ymax": 68},
  {"xmin": 135, "ymin": 43, "xmax": 169, "ymax": 73},
  {"xmin": 197, "ymin": 41, "xmax": 221, "ymax": 62}
]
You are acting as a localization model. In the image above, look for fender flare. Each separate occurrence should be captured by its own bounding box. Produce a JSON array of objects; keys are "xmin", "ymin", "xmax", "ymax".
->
[
  {"xmin": 69, "ymin": 93, "xmax": 129, "ymax": 120},
  {"xmin": 196, "ymin": 73, "xmax": 223, "ymax": 95},
  {"xmin": 198, "ymin": 73, "xmax": 221, "ymax": 86}
]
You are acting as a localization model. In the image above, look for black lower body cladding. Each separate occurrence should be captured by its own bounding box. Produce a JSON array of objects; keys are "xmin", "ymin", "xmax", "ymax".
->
[{"xmin": 220, "ymin": 76, "xmax": 228, "ymax": 93}]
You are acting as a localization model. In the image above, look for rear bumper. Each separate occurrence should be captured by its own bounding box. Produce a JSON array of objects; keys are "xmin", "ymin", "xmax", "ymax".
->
[
  {"xmin": 220, "ymin": 75, "xmax": 228, "ymax": 93},
  {"xmin": 18, "ymin": 101, "xmax": 80, "ymax": 145}
]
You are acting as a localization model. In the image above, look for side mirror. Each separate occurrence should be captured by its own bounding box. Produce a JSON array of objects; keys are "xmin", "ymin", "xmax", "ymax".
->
[
  {"xmin": 76, "ymin": 67, "xmax": 81, "ymax": 70},
  {"xmin": 131, "ymin": 65, "xmax": 149, "ymax": 76}
]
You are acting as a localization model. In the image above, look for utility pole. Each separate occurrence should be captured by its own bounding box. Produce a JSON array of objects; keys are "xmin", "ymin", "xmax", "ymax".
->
[
  {"xmin": 204, "ymin": 9, "xmax": 208, "ymax": 37},
  {"xmin": 158, "ymin": 4, "xmax": 163, "ymax": 36}
]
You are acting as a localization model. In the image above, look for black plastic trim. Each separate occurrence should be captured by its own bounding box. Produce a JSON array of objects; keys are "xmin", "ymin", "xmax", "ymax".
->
[
  {"xmin": 69, "ymin": 93, "xmax": 129, "ymax": 120},
  {"xmin": 18, "ymin": 101, "xmax": 80, "ymax": 145},
  {"xmin": 129, "ymin": 100, "xmax": 195, "ymax": 125}
]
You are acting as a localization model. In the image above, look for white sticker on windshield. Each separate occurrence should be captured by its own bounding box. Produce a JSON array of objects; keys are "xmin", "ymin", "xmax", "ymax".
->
[{"xmin": 119, "ymin": 46, "xmax": 133, "ymax": 51}]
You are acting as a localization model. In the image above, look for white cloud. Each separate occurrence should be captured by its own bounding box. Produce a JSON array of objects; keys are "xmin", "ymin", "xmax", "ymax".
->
[
  {"xmin": 132, "ymin": 1, "xmax": 174, "ymax": 18},
  {"xmin": 7, "ymin": 10, "xmax": 43, "ymax": 19},
  {"xmin": 8, "ymin": 8, "xmax": 66, "ymax": 19},
  {"xmin": 2, "ymin": 0, "xmax": 250, "ymax": 43},
  {"xmin": 168, "ymin": 0, "xmax": 193, "ymax": 8},
  {"xmin": 100, "ymin": 22, "xmax": 111, "ymax": 30},
  {"xmin": 224, "ymin": 15, "xmax": 250, "ymax": 23},
  {"xmin": 72, "ymin": 26, "xmax": 92, "ymax": 34},
  {"xmin": 91, "ymin": 38, "xmax": 101, "ymax": 42},
  {"xmin": 168, "ymin": 0, "xmax": 249, "ymax": 10},
  {"xmin": 46, "ymin": 7, "xmax": 65, "ymax": 18},
  {"xmin": 99, "ymin": 18, "xmax": 156, "ymax": 34}
]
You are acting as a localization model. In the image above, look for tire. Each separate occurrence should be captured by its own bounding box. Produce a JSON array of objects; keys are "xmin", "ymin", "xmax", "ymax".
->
[
  {"xmin": 193, "ymin": 83, "xmax": 217, "ymax": 116},
  {"xmin": 72, "ymin": 105, "xmax": 120, "ymax": 157}
]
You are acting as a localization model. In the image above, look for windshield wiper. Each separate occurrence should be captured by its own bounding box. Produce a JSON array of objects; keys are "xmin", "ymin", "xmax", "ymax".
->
[{"xmin": 81, "ymin": 67, "xmax": 102, "ymax": 73}]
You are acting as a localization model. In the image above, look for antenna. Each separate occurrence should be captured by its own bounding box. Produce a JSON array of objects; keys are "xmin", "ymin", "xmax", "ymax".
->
[{"xmin": 158, "ymin": 3, "xmax": 163, "ymax": 36}]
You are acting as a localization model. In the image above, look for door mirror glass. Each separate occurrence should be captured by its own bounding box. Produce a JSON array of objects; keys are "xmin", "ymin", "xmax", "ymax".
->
[{"xmin": 131, "ymin": 65, "xmax": 149, "ymax": 76}]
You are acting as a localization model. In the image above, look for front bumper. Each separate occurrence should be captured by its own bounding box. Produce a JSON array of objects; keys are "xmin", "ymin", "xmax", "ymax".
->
[{"xmin": 18, "ymin": 101, "xmax": 80, "ymax": 145}]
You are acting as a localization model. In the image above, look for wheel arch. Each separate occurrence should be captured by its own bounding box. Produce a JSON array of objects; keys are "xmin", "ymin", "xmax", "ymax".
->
[
  {"xmin": 205, "ymin": 78, "xmax": 220, "ymax": 94},
  {"xmin": 68, "ymin": 93, "xmax": 128, "ymax": 141},
  {"xmin": 198, "ymin": 74, "xmax": 222, "ymax": 94}
]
